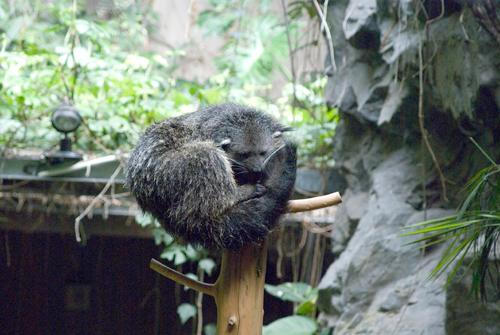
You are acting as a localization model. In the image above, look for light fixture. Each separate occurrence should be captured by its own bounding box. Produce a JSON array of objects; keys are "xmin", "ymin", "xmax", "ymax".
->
[
  {"xmin": 52, "ymin": 105, "xmax": 82, "ymax": 133},
  {"xmin": 45, "ymin": 105, "xmax": 83, "ymax": 161}
]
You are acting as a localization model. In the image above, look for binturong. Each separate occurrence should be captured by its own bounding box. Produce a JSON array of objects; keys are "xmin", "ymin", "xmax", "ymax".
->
[{"xmin": 125, "ymin": 103, "xmax": 297, "ymax": 250}]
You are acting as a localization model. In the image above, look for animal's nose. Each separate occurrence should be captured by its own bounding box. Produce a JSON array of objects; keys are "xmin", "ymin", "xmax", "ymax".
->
[{"xmin": 252, "ymin": 166, "xmax": 262, "ymax": 173}]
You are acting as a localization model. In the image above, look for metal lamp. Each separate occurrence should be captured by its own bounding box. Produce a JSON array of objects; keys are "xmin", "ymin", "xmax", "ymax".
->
[{"xmin": 46, "ymin": 105, "xmax": 83, "ymax": 161}]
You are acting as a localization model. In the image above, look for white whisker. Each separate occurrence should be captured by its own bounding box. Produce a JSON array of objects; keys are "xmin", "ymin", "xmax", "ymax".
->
[{"xmin": 263, "ymin": 144, "xmax": 286, "ymax": 167}]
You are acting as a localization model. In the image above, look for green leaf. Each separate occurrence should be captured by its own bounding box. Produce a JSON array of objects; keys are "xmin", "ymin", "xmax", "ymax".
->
[
  {"xmin": 399, "ymin": 215, "xmax": 458, "ymax": 230},
  {"xmin": 458, "ymin": 179, "xmax": 483, "ymax": 221},
  {"xmin": 265, "ymin": 282, "xmax": 316, "ymax": 303},
  {"xmin": 204, "ymin": 323, "xmax": 217, "ymax": 335},
  {"xmin": 159, "ymin": 243, "xmax": 203, "ymax": 265},
  {"xmin": 183, "ymin": 244, "xmax": 201, "ymax": 261},
  {"xmin": 135, "ymin": 211, "xmax": 153, "ymax": 227},
  {"xmin": 107, "ymin": 115, "xmax": 132, "ymax": 133},
  {"xmin": 296, "ymin": 300, "xmax": 316, "ymax": 315},
  {"xmin": 72, "ymin": 46, "xmax": 91, "ymax": 66},
  {"xmin": 469, "ymin": 137, "xmax": 499, "ymax": 168},
  {"xmin": 160, "ymin": 245, "xmax": 188, "ymax": 265},
  {"xmin": 75, "ymin": 19, "xmax": 91, "ymax": 34},
  {"xmin": 183, "ymin": 273, "xmax": 199, "ymax": 291},
  {"xmin": 199, "ymin": 258, "xmax": 216, "ymax": 276},
  {"xmin": 151, "ymin": 227, "xmax": 174, "ymax": 246},
  {"xmin": 177, "ymin": 303, "xmax": 197, "ymax": 324},
  {"xmin": 262, "ymin": 316, "xmax": 317, "ymax": 335},
  {"xmin": 320, "ymin": 328, "xmax": 331, "ymax": 335}
]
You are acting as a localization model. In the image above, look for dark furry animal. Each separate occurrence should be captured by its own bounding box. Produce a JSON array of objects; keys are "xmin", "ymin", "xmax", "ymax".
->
[{"xmin": 125, "ymin": 103, "xmax": 297, "ymax": 250}]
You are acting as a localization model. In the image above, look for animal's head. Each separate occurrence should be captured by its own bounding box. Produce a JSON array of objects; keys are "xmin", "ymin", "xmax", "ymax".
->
[{"xmin": 213, "ymin": 109, "xmax": 293, "ymax": 184}]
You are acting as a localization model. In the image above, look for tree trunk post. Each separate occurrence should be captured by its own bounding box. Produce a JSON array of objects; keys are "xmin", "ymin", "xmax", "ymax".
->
[
  {"xmin": 215, "ymin": 240, "xmax": 269, "ymax": 335},
  {"xmin": 150, "ymin": 192, "xmax": 342, "ymax": 334}
]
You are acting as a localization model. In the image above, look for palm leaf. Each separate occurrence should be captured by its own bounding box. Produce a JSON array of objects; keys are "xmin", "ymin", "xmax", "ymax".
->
[{"xmin": 400, "ymin": 145, "xmax": 500, "ymax": 300}]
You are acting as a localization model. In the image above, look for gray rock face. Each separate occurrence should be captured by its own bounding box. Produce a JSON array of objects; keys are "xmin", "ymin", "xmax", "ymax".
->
[{"xmin": 318, "ymin": 1, "xmax": 500, "ymax": 334}]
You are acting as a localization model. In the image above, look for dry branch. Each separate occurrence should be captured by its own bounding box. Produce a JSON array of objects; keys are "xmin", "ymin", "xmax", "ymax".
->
[
  {"xmin": 150, "ymin": 192, "xmax": 342, "ymax": 335},
  {"xmin": 151, "ymin": 192, "xmax": 342, "ymax": 284},
  {"xmin": 150, "ymin": 259, "xmax": 215, "ymax": 296},
  {"xmin": 288, "ymin": 191, "xmax": 342, "ymax": 213}
]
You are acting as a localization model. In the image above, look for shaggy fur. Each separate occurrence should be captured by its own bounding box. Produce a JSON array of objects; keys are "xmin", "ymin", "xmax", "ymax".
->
[{"xmin": 125, "ymin": 103, "xmax": 297, "ymax": 250}]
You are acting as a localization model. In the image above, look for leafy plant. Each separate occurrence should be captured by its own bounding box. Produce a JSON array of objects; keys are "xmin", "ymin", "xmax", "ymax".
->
[
  {"xmin": 265, "ymin": 282, "xmax": 318, "ymax": 315},
  {"xmin": 1, "ymin": 0, "xmax": 338, "ymax": 171},
  {"xmin": 277, "ymin": 77, "xmax": 339, "ymax": 168},
  {"xmin": 400, "ymin": 138, "xmax": 500, "ymax": 300},
  {"xmin": 263, "ymin": 315, "xmax": 318, "ymax": 335},
  {"xmin": 136, "ymin": 211, "xmax": 216, "ymax": 329},
  {"xmin": 264, "ymin": 282, "xmax": 326, "ymax": 334},
  {"xmin": 0, "ymin": 0, "xmax": 193, "ymax": 153},
  {"xmin": 197, "ymin": 0, "xmax": 293, "ymax": 89},
  {"xmin": 177, "ymin": 303, "xmax": 198, "ymax": 325}
]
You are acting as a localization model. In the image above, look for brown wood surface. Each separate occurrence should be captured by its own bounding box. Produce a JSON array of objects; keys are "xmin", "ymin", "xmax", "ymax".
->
[
  {"xmin": 151, "ymin": 192, "xmax": 342, "ymax": 335},
  {"xmin": 214, "ymin": 240, "xmax": 268, "ymax": 335}
]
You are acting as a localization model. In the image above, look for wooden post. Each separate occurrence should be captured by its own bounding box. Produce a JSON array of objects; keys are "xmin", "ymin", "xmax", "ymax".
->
[
  {"xmin": 214, "ymin": 240, "xmax": 268, "ymax": 334},
  {"xmin": 150, "ymin": 191, "xmax": 342, "ymax": 335}
]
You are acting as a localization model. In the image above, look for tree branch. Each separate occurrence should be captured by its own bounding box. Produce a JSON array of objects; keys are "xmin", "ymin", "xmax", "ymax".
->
[
  {"xmin": 150, "ymin": 258, "xmax": 216, "ymax": 297},
  {"xmin": 312, "ymin": 0, "xmax": 336, "ymax": 72},
  {"xmin": 150, "ymin": 192, "xmax": 342, "ymax": 290},
  {"xmin": 288, "ymin": 191, "xmax": 342, "ymax": 213}
]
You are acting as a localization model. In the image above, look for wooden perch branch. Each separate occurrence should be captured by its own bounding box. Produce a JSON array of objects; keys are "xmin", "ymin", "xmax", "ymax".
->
[
  {"xmin": 150, "ymin": 191, "xmax": 342, "ymax": 335},
  {"xmin": 150, "ymin": 192, "xmax": 342, "ymax": 285},
  {"xmin": 288, "ymin": 191, "xmax": 342, "ymax": 213},
  {"xmin": 150, "ymin": 258, "xmax": 215, "ymax": 296}
]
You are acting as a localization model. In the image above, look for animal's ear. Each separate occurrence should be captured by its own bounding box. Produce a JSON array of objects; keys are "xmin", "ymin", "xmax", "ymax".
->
[
  {"xmin": 217, "ymin": 138, "xmax": 231, "ymax": 149},
  {"xmin": 272, "ymin": 126, "xmax": 294, "ymax": 138}
]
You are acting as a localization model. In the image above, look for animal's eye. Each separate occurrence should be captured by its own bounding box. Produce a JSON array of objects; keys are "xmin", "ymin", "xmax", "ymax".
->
[
  {"xmin": 238, "ymin": 153, "xmax": 251, "ymax": 160},
  {"xmin": 260, "ymin": 151, "xmax": 267, "ymax": 157}
]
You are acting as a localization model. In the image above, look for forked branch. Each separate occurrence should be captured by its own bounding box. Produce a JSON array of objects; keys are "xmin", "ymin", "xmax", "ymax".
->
[{"xmin": 150, "ymin": 192, "xmax": 342, "ymax": 291}]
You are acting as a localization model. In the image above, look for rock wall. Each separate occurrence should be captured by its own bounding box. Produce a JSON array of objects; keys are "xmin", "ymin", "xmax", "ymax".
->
[{"xmin": 318, "ymin": 1, "xmax": 500, "ymax": 334}]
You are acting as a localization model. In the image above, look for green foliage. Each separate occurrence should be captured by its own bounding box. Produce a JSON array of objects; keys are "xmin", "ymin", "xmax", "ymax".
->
[
  {"xmin": 137, "ymin": 211, "xmax": 216, "ymax": 328},
  {"xmin": 1, "ymin": 0, "xmax": 337, "ymax": 170},
  {"xmin": 137, "ymin": 211, "xmax": 213, "ymax": 270},
  {"xmin": 204, "ymin": 323, "xmax": 217, "ymax": 335},
  {"xmin": 264, "ymin": 282, "xmax": 320, "ymax": 334},
  {"xmin": 197, "ymin": 0, "xmax": 296, "ymax": 88},
  {"xmin": 400, "ymin": 139, "xmax": 500, "ymax": 299},
  {"xmin": 287, "ymin": 1, "xmax": 318, "ymax": 20},
  {"xmin": 177, "ymin": 303, "xmax": 197, "ymax": 325},
  {"xmin": 277, "ymin": 77, "xmax": 339, "ymax": 168},
  {"xmin": 265, "ymin": 282, "xmax": 318, "ymax": 315},
  {"xmin": 0, "ymin": 0, "xmax": 195, "ymax": 152},
  {"xmin": 198, "ymin": 258, "xmax": 217, "ymax": 276},
  {"xmin": 160, "ymin": 243, "xmax": 200, "ymax": 266},
  {"xmin": 263, "ymin": 315, "xmax": 318, "ymax": 335}
]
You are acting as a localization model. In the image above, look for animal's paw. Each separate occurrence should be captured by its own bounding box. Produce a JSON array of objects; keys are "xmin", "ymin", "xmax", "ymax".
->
[{"xmin": 254, "ymin": 183, "xmax": 266, "ymax": 197}]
